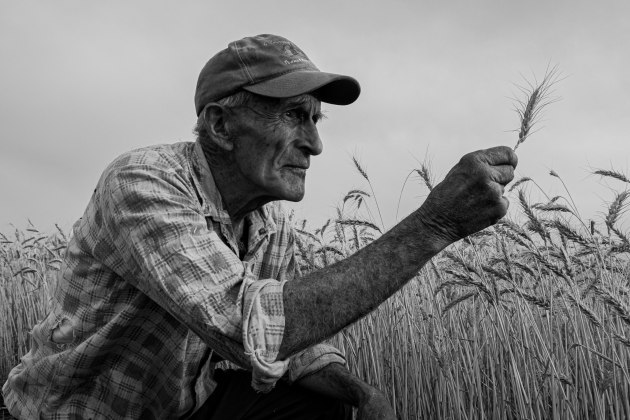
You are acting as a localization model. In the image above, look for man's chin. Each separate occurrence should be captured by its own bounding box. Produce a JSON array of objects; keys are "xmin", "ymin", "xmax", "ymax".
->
[
  {"xmin": 275, "ymin": 175, "xmax": 306, "ymax": 202},
  {"xmin": 283, "ymin": 190, "xmax": 305, "ymax": 202}
]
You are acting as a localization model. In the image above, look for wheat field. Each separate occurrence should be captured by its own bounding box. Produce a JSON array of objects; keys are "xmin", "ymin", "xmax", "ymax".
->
[
  {"xmin": 298, "ymin": 170, "xmax": 630, "ymax": 419},
  {"xmin": 2, "ymin": 167, "xmax": 630, "ymax": 419}
]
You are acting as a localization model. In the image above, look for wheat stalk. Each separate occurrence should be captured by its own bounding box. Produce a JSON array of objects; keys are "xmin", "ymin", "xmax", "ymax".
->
[
  {"xmin": 597, "ymin": 291, "xmax": 630, "ymax": 327},
  {"xmin": 551, "ymin": 220, "xmax": 590, "ymax": 247},
  {"xmin": 518, "ymin": 189, "xmax": 550, "ymax": 242},
  {"xmin": 416, "ymin": 165, "xmax": 434, "ymax": 191},
  {"xmin": 613, "ymin": 333, "xmax": 630, "ymax": 348},
  {"xmin": 605, "ymin": 190, "xmax": 630, "ymax": 230},
  {"xmin": 433, "ymin": 279, "xmax": 472, "ymax": 296},
  {"xmin": 501, "ymin": 287, "xmax": 551, "ymax": 310},
  {"xmin": 532, "ymin": 202, "xmax": 573, "ymax": 214},
  {"xmin": 350, "ymin": 155, "xmax": 385, "ymax": 230},
  {"xmin": 336, "ymin": 219, "xmax": 382, "ymax": 233},
  {"xmin": 513, "ymin": 65, "xmax": 562, "ymax": 150},
  {"xmin": 442, "ymin": 291, "xmax": 477, "ymax": 314},
  {"xmin": 566, "ymin": 293, "xmax": 603, "ymax": 329},
  {"xmin": 593, "ymin": 169, "xmax": 630, "ymax": 184},
  {"xmin": 508, "ymin": 176, "xmax": 532, "ymax": 192}
]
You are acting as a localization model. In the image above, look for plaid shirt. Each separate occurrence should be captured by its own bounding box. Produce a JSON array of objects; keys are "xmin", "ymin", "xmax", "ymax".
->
[{"xmin": 3, "ymin": 141, "xmax": 345, "ymax": 419}]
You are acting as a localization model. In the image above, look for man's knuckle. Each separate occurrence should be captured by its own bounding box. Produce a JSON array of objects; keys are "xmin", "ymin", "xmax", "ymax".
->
[
  {"xmin": 511, "ymin": 150, "xmax": 519, "ymax": 167},
  {"xmin": 459, "ymin": 154, "xmax": 472, "ymax": 166},
  {"xmin": 461, "ymin": 150, "xmax": 481, "ymax": 165}
]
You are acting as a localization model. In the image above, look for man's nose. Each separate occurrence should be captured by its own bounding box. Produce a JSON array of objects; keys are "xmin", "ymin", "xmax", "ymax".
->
[{"xmin": 300, "ymin": 123, "xmax": 323, "ymax": 156}]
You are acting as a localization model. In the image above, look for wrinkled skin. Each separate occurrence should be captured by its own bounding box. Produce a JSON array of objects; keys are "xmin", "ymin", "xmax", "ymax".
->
[
  {"xmin": 201, "ymin": 94, "xmax": 324, "ymax": 224},
  {"xmin": 227, "ymin": 95, "xmax": 324, "ymax": 204},
  {"xmin": 418, "ymin": 146, "xmax": 517, "ymax": 247}
]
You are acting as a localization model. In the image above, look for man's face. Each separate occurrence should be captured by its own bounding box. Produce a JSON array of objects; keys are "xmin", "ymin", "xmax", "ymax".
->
[{"xmin": 229, "ymin": 94, "xmax": 324, "ymax": 202}]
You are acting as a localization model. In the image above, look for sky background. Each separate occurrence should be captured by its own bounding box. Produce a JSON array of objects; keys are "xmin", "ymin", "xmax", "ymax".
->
[{"xmin": 1, "ymin": 0, "xmax": 629, "ymax": 235}]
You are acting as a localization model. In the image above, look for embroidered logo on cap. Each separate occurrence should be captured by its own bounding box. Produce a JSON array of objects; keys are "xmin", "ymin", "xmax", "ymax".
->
[{"xmin": 264, "ymin": 40, "xmax": 310, "ymax": 65}]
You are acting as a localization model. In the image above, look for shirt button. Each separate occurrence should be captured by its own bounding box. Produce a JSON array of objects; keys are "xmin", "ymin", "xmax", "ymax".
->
[{"xmin": 259, "ymin": 228, "xmax": 267, "ymax": 235}]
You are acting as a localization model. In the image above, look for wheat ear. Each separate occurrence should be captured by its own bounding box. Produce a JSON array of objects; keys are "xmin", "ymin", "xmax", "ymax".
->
[
  {"xmin": 513, "ymin": 65, "xmax": 562, "ymax": 150},
  {"xmin": 593, "ymin": 169, "xmax": 630, "ymax": 184}
]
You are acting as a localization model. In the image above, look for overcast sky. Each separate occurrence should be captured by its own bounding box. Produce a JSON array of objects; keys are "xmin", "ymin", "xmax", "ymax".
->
[{"xmin": 1, "ymin": 0, "xmax": 629, "ymax": 235}]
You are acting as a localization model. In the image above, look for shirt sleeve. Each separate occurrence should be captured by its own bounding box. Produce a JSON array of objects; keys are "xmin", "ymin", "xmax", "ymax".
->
[
  {"xmin": 286, "ymin": 344, "xmax": 347, "ymax": 383},
  {"xmin": 89, "ymin": 152, "xmax": 288, "ymax": 389}
]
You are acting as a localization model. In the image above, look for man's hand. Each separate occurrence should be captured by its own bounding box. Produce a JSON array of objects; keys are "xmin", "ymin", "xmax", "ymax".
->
[
  {"xmin": 417, "ymin": 146, "xmax": 518, "ymax": 247},
  {"xmin": 295, "ymin": 363, "xmax": 395, "ymax": 419},
  {"xmin": 356, "ymin": 387, "xmax": 396, "ymax": 420}
]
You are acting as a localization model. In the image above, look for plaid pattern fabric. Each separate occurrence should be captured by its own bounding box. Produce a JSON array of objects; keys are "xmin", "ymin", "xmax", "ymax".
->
[{"xmin": 2, "ymin": 141, "xmax": 345, "ymax": 419}]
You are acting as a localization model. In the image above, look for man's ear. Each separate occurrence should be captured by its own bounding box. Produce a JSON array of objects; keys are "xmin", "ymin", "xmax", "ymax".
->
[{"xmin": 201, "ymin": 104, "xmax": 235, "ymax": 152}]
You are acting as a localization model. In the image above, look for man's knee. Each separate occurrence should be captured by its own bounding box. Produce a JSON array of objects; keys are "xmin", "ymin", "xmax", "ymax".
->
[{"xmin": 195, "ymin": 369, "xmax": 353, "ymax": 419}]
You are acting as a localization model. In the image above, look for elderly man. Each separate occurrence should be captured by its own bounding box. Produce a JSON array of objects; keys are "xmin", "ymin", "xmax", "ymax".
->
[{"xmin": 3, "ymin": 34, "xmax": 517, "ymax": 419}]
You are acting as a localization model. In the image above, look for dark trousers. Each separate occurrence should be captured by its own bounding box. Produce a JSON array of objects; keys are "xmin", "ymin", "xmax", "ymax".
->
[{"xmin": 189, "ymin": 369, "xmax": 353, "ymax": 420}]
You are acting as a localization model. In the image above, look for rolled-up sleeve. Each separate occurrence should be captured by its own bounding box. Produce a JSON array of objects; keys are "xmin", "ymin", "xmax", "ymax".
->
[
  {"xmin": 286, "ymin": 344, "xmax": 347, "ymax": 383},
  {"xmin": 88, "ymin": 153, "xmax": 287, "ymax": 388}
]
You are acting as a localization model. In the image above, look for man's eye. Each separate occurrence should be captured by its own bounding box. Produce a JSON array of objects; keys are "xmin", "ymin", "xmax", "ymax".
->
[{"xmin": 284, "ymin": 110, "xmax": 301, "ymax": 120}]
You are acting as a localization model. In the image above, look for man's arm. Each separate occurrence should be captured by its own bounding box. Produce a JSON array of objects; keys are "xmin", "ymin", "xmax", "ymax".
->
[
  {"xmin": 279, "ymin": 146, "xmax": 517, "ymax": 358},
  {"xmin": 295, "ymin": 363, "xmax": 396, "ymax": 420}
]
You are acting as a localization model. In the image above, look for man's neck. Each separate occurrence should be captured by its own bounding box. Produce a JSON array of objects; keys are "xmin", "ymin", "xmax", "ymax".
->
[{"xmin": 200, "ymin": 146, "xmax": 271, "ymax": 227}]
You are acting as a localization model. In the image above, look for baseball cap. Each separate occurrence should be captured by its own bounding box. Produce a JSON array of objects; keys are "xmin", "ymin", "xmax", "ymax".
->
[{"xmin": 194, "ymin": 34, "xmax": 361, "ymax": 116}]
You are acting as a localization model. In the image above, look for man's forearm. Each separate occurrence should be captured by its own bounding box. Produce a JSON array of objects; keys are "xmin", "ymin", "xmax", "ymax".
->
[
  {"xmin": 279, "ymin": 209, "xmax": 447, "ymax": 358},
  {"xmin": 279, "ymin": 146, "xmax": 517, "ymax": 359}
]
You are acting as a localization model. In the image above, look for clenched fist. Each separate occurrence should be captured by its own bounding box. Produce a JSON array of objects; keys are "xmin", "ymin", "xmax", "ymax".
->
[{"xmin": 417, "ymin": 146, "xmax": 518, "ymax": 246}]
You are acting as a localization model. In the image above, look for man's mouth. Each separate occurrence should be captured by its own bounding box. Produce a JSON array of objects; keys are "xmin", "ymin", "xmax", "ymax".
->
[{"xmin": 284, "ymin": 165, "xmax": 308, "ymax": 178}]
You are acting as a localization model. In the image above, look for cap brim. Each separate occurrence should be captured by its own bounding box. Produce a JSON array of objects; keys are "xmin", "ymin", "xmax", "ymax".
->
[{"xmin": 243, "ymin": 71, "xmax": 360, "ymax": 105}]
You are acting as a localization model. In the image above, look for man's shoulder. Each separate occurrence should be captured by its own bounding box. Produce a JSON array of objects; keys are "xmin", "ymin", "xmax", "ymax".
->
[
  {"xmin": 109, "ymin": 141, "xmax": 194, "ymax": 170},
  {"xmin": 93, "ymin": 142, "xmax": 197, "ymax": 199}
]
